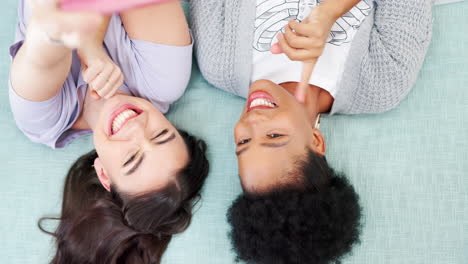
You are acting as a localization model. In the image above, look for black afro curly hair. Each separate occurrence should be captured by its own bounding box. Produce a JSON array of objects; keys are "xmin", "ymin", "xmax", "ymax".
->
[{"xmin": 227, "ymin": 151, "xmax": 362, "ymax": 264}]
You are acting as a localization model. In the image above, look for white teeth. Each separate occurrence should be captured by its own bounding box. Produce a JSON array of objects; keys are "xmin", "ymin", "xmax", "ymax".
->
[
  {"xmin": 112, "ymin": 109, "xmax": 137, "ymax": 134},
  {"xmin": 249, "ymin": 98, "xmax": 276, "ymax": 109}
]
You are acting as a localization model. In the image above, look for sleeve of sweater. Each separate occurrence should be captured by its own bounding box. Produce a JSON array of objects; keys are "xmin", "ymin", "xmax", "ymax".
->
[
  {"xmin": 189, "ymin": 0, "xmax": 227, "ymax": 89},
  {"xmin": 190, "ymin": 0, "xmax": 256, "ymax": 96},
  {"xmin": 332, "ymin": 0, "xmax": 433, "ymax": 114}
]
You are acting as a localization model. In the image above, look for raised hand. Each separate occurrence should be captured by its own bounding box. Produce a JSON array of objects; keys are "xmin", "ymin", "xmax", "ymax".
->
[
  {"xmin": 271, "ymin": 6, "xmax": 336, "ymax": 103},
  {"xmin": 79, "ymin": 46, "xmax": 124, "ymax": 100},
  {"xmin": 28, "ymin": 0, "xmax": 102, "ymax": 48},
  {"xmin": 270, "ymin": 6, "xmax": 335, "ymax": 62}
]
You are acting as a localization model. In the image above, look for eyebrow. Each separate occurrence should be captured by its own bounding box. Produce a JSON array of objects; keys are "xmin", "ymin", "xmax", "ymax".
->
[
  {"xmin": 235, "ymin": 140, "xmax": 290, "ymax": 156},
  {"xmin": 126, "ymin": 153, "xmax": 145, "ymax": 176},
  {"xmin": 125, "ymin": 132, "xmax": 177, "ymax": 176}
]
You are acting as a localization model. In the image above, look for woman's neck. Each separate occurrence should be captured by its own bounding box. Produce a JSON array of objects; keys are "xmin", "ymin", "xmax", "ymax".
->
[
  {"xmin": 279, "ymin": 82, "xmax": 334, "ymax": 120},
  {"xmin": 72, "ymin": 90, "xmax": 104, "ymax": 131}
]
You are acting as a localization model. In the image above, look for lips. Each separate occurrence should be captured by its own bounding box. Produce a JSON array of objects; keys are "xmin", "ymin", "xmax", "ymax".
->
[
  {"xmin": 108, "ymin": 104, "xmax": 143, "ymax": 136},
  {"xmin": 246, "ymin": 90, "xmax": 279, "ymax": 112}
]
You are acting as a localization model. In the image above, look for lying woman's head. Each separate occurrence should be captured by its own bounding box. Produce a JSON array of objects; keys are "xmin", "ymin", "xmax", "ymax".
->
[
  {"xmin": 234, "ymin": 79, "xmax": 327, "ymax": 192},
  {"xmin": 91, "ymin": 93, "xmax": 192, "ymax": 195},
  {"xmin": 227, "ymin": 151, "xmax": 362, "ymax": 264},
  {"xmin": 41, "ymin": 129, "xmax": 209, "ymax": 264},
  {"xmin": 230, "ymin": 80, "xmax": 361, "ymax": 263}
]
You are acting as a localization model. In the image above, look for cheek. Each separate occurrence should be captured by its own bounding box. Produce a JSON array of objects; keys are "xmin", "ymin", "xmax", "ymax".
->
[
  {"xmin": 233, "ymin": 122, "xmax": 242, "ymax": 140},
  {"xmin": 295, "ymin": 116, "xmax": 314, "ymax": 139},
  {"xmin": 238, "ymin": 157, "xmax": 283, "ymax": 192},
  {"xmin": 93, "ymin": 134, "xmax": 120, "ymax": 169},
  {"xmin": 238, "ymin": 157, "xmax": 253, "ymax": 188},
  {"xmin": 93, "ymin": 130, "xmax": 108, "ymax": 153},
  {"xmin": 96, "ymin": 148, "xmax": 123, "ymax": 184},
  {"xmin": 238, "ymin": 151, "xmax": 266, "ymax": 178},
  {"xmin": 279, "ymin": 106, "xmax": 311, "ymax": 131}
]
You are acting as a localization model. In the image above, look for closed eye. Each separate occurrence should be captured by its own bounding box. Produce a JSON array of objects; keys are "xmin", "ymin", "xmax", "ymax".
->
[
  {"xmin": 155, "ymin": 132, "xmax": 176, "ymax": 145},
  {"xmin": 124, "ymin": 152, "xmax": 137, "ymax": 167},
  {"xmin": 123, "ymin": 129, "xmax": 169, "ymax": 167},
  {"xmin": 152, "ymin": 129, "xmax": 168, "ymax": 140}
]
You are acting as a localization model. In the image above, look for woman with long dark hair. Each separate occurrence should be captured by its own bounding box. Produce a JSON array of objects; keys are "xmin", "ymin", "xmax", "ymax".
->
[
  {"xmin": 44, "ymin": 131, "xmax": 208, "ymax": 263},
  {"xmin": 9, "ymin": 0, "xmax": 209, "ymax": 263}
]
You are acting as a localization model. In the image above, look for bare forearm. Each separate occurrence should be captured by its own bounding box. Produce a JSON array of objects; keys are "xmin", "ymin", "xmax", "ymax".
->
[
  {"xmin": 77, "ymin": 16, "xmax": 110, "ymax": 59},
  {"xmin": 10, "ymin": 20, "xmax": 74, "ymax": 102},
  {"xmin": 319, "ymin": 0, "xmax": 362, "ymax": 19},
  {"xmin": 19, "ymin": 25, "xmax": 72, "ymax": 67},
  {"xmin": 91, "ymin": 15, "xmax": 110, "ymax": 45},
  {"xmin": 120, "ymin": 1, "xmax": 191, "ymax": 46},
  {"xmin": 10, "ymin": 0, "xmax": 104, "ymax": 102}
]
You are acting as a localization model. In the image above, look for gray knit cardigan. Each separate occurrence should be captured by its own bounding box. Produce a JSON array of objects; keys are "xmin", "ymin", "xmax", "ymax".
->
[{"xmin": 189, "ymin": 0, "xmax": 433, "ymax": 114}]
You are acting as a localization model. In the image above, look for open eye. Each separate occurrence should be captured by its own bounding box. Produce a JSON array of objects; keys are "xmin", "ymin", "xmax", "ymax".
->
[
  {"xmin": 237, "ymin": 138, "xmax": 251, "ymax": 146},
  {"xmin": 267, "ymin": 133, "xmax": 284, "ymax": 139}
]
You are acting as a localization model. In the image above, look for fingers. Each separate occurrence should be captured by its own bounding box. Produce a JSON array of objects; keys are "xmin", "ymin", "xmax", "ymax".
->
[
  {"xmin": 110, "ymin": 75, "xmax": 125, "ymax": 97},
  {"xmin": 98, "ymin": 68, "xmax": 123, "ymax": 99},
  {"xmin": 295, "ymin": 82, "xmax": 307, "ymax": 104},
  {"xmin": 288, "ymin": 19, "xmax": 321, "ymax": 38},
  {"xmin": 296, "ymin": 61, "xmax": 316, "ymax": 103},
  {"xmin": 82, "ymin": 60, "xmax": 104, "ymax": 83},
  {"xmin": 89, "ymin": 64, "xmax": 113, "ymax": 96},
  {"xmin": 90, "ymin": 90, "xmax": 101, "ymax": 100},
  {"xmin": 270, "ymin": 43, "xmax": 283, "ymax": 54},
  {"xmin": 283, "ymin": 24, "xmax": 313, "ymax": 50},
  {"xmin": 109, "ymin": 75, "xmax": 125, "ymax": 98},
  {"xmin": 277, "ymin": 33, "xmax": 319, "ymax": 62},
  {"xmin": 272, "ymin": 17, "xmax": 328, "ymax": 63},
  {"xmin": 85, "ymin": 62, "xmax": 123, "ymax": 100}
]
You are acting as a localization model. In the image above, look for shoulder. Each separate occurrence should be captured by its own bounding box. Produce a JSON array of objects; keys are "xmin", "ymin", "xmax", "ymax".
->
[{"xmin": 190, "ymin": 0, "xmax": 256, "ymax": 96}]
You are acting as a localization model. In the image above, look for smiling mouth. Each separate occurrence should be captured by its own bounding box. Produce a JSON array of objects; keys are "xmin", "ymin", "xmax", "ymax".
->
[
  {"xmin": 247, "ymin": 90, "xmax": 279, "ymax": 112},
  {"xmin": 108, "ymin": 104, "xmax": 143, "ymax": 136}
]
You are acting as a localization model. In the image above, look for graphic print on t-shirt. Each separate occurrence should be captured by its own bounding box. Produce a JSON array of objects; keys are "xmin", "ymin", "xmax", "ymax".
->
[{"xmin": 253, "ymin": 0, "xmax": 372, "ymax": 52}]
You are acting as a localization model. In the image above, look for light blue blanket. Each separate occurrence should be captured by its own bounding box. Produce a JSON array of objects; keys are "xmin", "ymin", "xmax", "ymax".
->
[{"xmin": 0, "ymin": 1, "xmax": 467, "ymax": 263}]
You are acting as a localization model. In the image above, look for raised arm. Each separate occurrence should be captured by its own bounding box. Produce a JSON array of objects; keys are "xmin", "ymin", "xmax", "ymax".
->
[
  {"xmin": 77, "ymin": 16, "xmax": 126, "ymax": 100},
  {"xmin": 102, "ymin": 1, "xmax": 193, "ymax": 111},
  {"xmin": 273, "ymin": 0, "xmax": 363, "ymax": 102},
  {"xmin": 120, "ymin": 1, "xmax": 191, "ymax": 46},
  {"xmin": 10, "ymin": 0, "xmax": 101, "ymax": 102}
]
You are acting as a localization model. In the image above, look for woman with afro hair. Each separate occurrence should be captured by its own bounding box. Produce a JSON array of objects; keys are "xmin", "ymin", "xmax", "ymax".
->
[{"xmin": 190, "ymin": 0, "xmax": 433, "ymax": 262}]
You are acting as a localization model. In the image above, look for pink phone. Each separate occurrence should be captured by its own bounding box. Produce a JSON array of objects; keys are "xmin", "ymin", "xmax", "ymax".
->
[{"xmin": 60, "ymin": 0, "xmax": 173, "ymax": 14}]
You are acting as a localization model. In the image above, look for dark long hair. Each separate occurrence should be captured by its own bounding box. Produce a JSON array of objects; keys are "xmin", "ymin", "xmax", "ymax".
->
[{"xmin": 40, "ymin": 130, "xmax": 209, "ymax": 264}]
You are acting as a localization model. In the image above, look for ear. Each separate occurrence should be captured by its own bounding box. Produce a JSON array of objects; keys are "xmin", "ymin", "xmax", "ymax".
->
[
  {"xmin": 94, "ymin": 157, "xmax": 111, "ymax": 192},
  {"xmin": 309, "ymin": 128, "xmax": 326, "ymax": 156}
]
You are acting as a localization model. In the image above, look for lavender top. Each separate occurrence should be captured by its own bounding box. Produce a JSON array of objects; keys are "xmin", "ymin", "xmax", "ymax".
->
[{"xmin": 9, "ymin": 0, "xmax": 193, "ymax": 148}]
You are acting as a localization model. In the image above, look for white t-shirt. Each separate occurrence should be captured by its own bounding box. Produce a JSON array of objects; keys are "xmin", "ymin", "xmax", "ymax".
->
[{"xmin": 251, "ymin": 0, "xmax": 372, "ymax": 97}]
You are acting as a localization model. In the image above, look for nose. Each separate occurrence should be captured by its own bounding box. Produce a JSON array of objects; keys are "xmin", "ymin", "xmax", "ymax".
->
[
  {"xmin": 124, "ymin": 120, "xmax": 145, "ymax": 140},
  {"xmin": 234, "ymin": 112, "xmax": 268, "ymax": 140},
  {"xmin": 125, "ymin": 115, "xmax": 158, "ymax": 152},
  {"xmin": 121, "ymin": 120, "xmax": 154, "ymax": 152},
  {"xmin": 244, "ymin": 111, "xmax": 270, "ymax": 125},
  {"xmin": 117, "ymin": 115, "xmax": 148, "ymax": 141}
]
